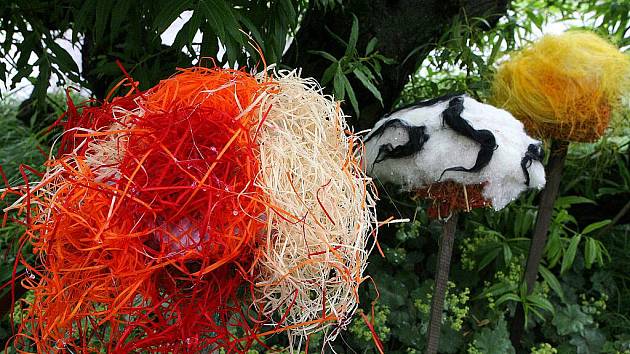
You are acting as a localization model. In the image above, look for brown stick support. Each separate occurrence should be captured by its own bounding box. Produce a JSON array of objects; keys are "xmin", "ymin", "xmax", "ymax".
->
[
  {"xmin": 510, "ymin": 139, "xmax": 569, "ymax": 349},
  {"xmin": 426, "ymin": 212, "xmax": 459, "ymax": 354}
]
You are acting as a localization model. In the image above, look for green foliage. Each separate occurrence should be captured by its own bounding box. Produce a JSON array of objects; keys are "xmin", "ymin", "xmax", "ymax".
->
[
  {"xmin": 1, "ymin": 0, "xmax": 305, "ymax": 103},
  {"xmin": 467, "ymin": 319, "xmax": 515, "ymax": 354},
  {"xmin": 414, "ymin": 282, "xmax": 470, "ymax": 331},
  {"xmin": 330, "ymin": 2, "xmax": 630, "ymax": 351},
  {"xmin": 350, "ymin": 306, "xmax": 391, "ymax": 344},
  {"xmin": 531, "ymin": 343, "xmax": 558, "ymax": 354},
  {"xmin": 553, "ymin": 304, "xmax": 594, "ymax": 336},
  {"xmin": 342, "ymin": 133, "xmax": 628, "ymax": 353},
  {"xmin": 398, "ymin": 0, "xmax": 630, "ymax": 106},
  {"xmin": 311, "ymin": 14, "xmax": 394, "ymax": 116},
  {"xmin": 1, "ymin": 0, "xmax": 630, "ymax": 353}
]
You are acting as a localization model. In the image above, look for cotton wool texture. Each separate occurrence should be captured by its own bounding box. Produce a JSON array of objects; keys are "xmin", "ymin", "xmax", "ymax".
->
[
  {"xmin": 254, "ymin": 70, "xmax": 378, "ymax": 350},
  {"xmin": 3, "ymin": 67, "xmax": 378, "ymax": 353},
  {"xmin": 492, "ymin": 31, "xmax": 630, "ymax": 142},
  {"xmin": 364, "ymin": 95, "xmax": 546, "ymax": 212}
]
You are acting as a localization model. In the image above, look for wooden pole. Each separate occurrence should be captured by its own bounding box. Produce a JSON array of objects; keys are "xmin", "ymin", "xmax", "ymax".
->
[
  {"xmin": 510, "ymin": 140, "xmax": 569, "ymax": 348},
  {"xmin": 426, "ymin": 212, "xmax": 459, "ymax": 354}
]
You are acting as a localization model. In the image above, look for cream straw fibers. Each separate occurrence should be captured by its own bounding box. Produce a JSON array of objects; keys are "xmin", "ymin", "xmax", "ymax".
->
[{"xmin": 253, "ymin": 69, "xmax": 378, "ymax": 350}]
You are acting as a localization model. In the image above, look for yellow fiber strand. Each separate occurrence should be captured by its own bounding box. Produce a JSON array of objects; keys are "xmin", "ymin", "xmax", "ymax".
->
[{"xmin": 492, "ymin": 31, "xmax": 630, "ymax": 142}]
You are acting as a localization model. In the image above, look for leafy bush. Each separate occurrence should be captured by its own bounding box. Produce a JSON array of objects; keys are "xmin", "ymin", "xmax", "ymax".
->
[{"xmin": 1, "ymin": 0, "xmax": 629, "ymax": 353}]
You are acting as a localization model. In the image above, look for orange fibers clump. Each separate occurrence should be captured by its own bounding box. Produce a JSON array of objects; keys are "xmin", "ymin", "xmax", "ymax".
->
[
  {"xmin": 414, "ymin": 181, "xmax": 490, "ymax": 219},
  {"xmin": 4, "ymin": 66, "xmax": 379, "ymax": 353},
  {"xmin": 492, "ymin": 31, "xmax": 630, "ymax": 142},
  {"xmin": 5, "ymin": 67, "xmax": 272, "ymax": 353}
]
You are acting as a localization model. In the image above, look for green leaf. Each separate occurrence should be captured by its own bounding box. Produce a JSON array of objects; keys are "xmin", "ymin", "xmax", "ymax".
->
[
  {"xmin": 321, "ymin": 64, "xmax": 337, "ymax": 85},
  {"xmin": 526, "ymin": 305, "xmax": 546, "ymax": 323},
  {"xmin": 539, "ymin": 265, "xmax": 566, "ymax": 302},
  {"xmin": 278, "ymin": 0, "xmax": 297, "ymax": 23},
  {"xmin": 502, "ymin": 244, "xmax": 512, "ymax": 264},
  {"xmin": 581, "ymin": 220, "xmax": 611, "ymax": 235},
  {"xmin": 552, "ymin": 304, "xmax": 593, "ymax": 336},
  {"xmin": 33, "ymin": 56, "xmax": 51, "ymax": 111},
  {"xmin": 365, "ymin": 37, "xmax": 378, "ymax": 55},
  {"xmin": 584, "ymin": 237, "xmax": 597, "ymax": 269},
  {"xmin": 438, "ymin": 326, "xmax": 465, "ymax": 353},
  {"xmin": 376, "ymin": 272, "xmax": 409, "ymax": 307},
  {"xmin": 333, "ymin": 66, "xmax": 345, "ymax": 100},
  {"xmin": 340, "ymin": 73, "xmax": 359, "ymax": 117},
  {"xmin": 76, "ymin": 0, "xmax": 97, "ymax": 30},
  {"xmin": 173, "ymin": 9, "xmax": 203, "ymax": 54},
  {"xmin": 309, "ymin": 50, "xmax": 338, "ymax": 63},
  {"xmin": 571, "ymin": 328, "xmax": 606, "ymax": 354},
  {"xmin": 616, "ymin": 154, "xmax": 630, "ymax": 185},
  {"xmin": 200, "ymin": 6, "xmax": 222, "ymax": 40},
  {"xmin": 237, "ymin": 14, "xmax": 264, "ymax": 52},
  {"xmin": 207, "ymin": 0, "xmax": 241, "ymax": 41},
  {"xmin": 95, "ymin": 0, "xmax": 113, "ymax": 43},
  {"xmin": 154, "ymin": 0, "xmax": 192, "ymax": 33},
  {"xmin": 110, "ymin": 0, "xmax": 132, "ymax": 38},
  {"xmin": 44, "ymin": 36, "xmax": 80, "ymax": 80},
  {"xmin": 353, "ymin": 67, "xmax": 383, "ymax": 106},
  {"xmin": 199, "ymin": 22, "xmax": 219, "ymax": 58},
  {"xmin": 374, "ymin": 53, "xmax": 396, "ymax": 64},
  {"xmin": 345, "ymin": 14, "xmax": 359, "ymax": 56},
  {"xmin": 495, "ymin": 292, "xmax": 520, "ymax": 306},
  {"xmin": 545, "ymin": 230, "xmax": 563, "ymax": 268},
  {"xmin": 561, "ymin": 234, "xmax": 582, "ymax": 275},
  {"xmin": 0, "ymin": 264, "xmax": 24, "ymax": 285},
  {"xmin": 555, "ymin": 196, "xmax": 596, "ymax": 209},
  {"xmin": 325, "ymin": 25, "xmax": 348, "ymax": 47},
  {"xmin": 477, "ymin": 281, "xmax": 516, "ymax": 299},
  {"xmin": 470, "ymin": 319, "xmax": 515, "ymax": 354},
  {"xmin": 477, "ymin": 247, "xmax": 501, "ymax": 270},
  {"xmin": 14, "ymin": 32, "xmax": 38, "ymax": 72},
  {"xmin": 0, "ymin": 62, "xmax": 5, "ymax": 83},
  {"xmin": 597, "ymin": 239, "xmax": 610, "ymax": 265},
  {"xmin": 527, "ymin": 294, "xmax": 554, "ymax": 314},
  {"xmin": 200, "ymin": 0, "xmax": 238, "ymax": 61}
]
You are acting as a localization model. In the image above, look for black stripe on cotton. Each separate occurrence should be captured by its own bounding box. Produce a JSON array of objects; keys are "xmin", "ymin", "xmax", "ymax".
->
[
  {"xmin": 368, "ymin": 119, "xmax": 430, "ymax": 171},
  {"xmin": 439, "ymin": 96, "xmax": 498, "ymax": 179},
  {"xmin": 365, "ymin": 93, "xmax": 464, "ymax": 142},
  {"xmin": 520, "ymin": 143, "xmax": 544, "ymax": 186}
]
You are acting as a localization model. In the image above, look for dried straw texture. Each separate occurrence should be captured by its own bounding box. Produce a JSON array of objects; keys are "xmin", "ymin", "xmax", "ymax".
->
[
  {"xmin": 492, "ymin": 31, "xmax": 630, "ymax": 142},
  {"xmin": 253, "ymin": 70, "xmax": 378, "ymax": 350}
]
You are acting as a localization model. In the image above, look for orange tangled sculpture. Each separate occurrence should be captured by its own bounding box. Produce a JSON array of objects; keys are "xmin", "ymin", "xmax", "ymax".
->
[{"xmin": 2, "ymin": 67, "xmax": 378, "ymax": 353}]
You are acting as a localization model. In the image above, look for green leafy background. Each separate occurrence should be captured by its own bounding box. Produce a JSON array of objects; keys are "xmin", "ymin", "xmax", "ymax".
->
[{"xmin": 1, "ymin": 0, "xmax": 630, "ymax": 353}]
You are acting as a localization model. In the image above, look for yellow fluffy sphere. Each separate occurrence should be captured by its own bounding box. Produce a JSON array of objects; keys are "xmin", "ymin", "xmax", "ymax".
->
[{"xmin": 491, "ymin": 31, "xmax": 630, "ymax": 142}]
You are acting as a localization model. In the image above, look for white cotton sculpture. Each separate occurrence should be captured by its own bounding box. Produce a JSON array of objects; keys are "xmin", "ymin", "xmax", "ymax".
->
[{"xmin": 364, "ymin": 94, "xmax": 546, "ymax": 210}]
